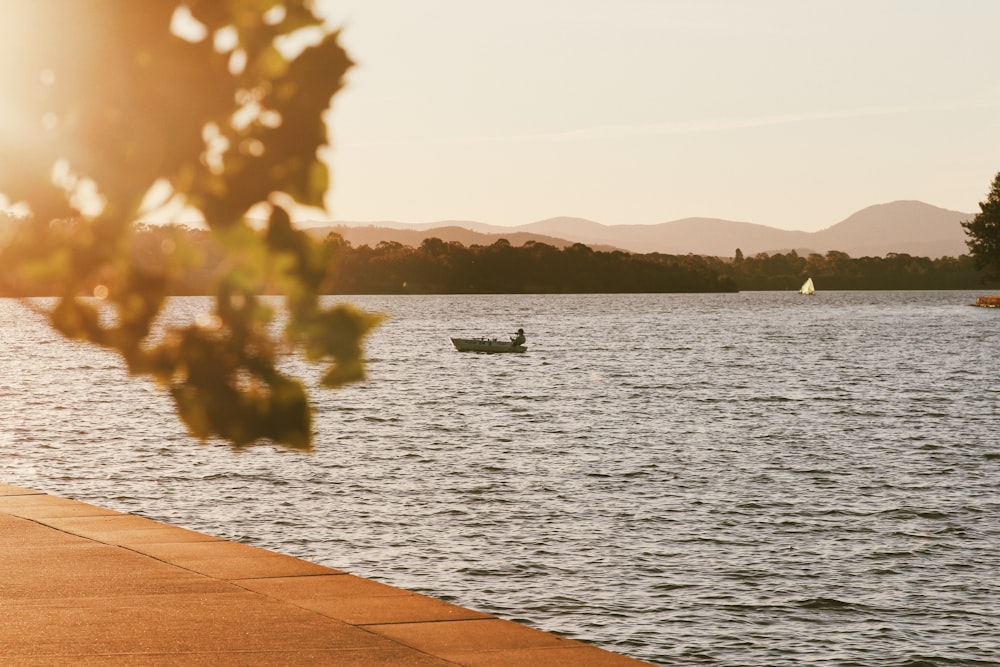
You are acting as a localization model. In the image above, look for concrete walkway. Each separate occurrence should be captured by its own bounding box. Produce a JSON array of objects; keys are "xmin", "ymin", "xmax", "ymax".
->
[{"xmin": 0, "ymin": 483, "xmax": 652, "ymax": 665}]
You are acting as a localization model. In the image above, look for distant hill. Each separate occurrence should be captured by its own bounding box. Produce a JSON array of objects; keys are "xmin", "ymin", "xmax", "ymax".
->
[
  {"xmin": 808, "ymin": 201, "xmax": 970, "ymax": 258},
  {"xmin": 303, "ymin": 224, "xmax": 621, "ymax": 252},
  {"xmin": 304, "ymin": 200, "xmax": 974, "ymax": 258}
]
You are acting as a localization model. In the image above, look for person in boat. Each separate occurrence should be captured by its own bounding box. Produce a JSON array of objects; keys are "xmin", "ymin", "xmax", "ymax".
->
[{"xmin": 511, "ymin": 328, "xmax": 526, "ymax": 347}]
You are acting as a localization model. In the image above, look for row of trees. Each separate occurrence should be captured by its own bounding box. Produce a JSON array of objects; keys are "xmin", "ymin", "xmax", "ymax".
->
[
  {"xmin": 324, "ymin": 237, "xmax": 738, "ymax": 293},
  {"xmin": 727, "ymin": 249, "xmax": 983, "ymax": 290},
  {"xmin": 330, "ymin": 238, "xmax": 984, "ymax": 293},
  {"xmin": 2, "ymin": 222, "xmax": 985, "ymax": 296}
]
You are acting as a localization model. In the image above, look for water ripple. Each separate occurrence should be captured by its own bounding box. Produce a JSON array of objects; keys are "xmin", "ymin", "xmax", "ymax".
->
[{"xmin": 1, "ymin": 292, "xmax": 998, "ymax": 665}]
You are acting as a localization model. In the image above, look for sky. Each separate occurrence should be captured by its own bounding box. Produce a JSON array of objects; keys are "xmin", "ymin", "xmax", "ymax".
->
[{"xmin": 310, "ymin": 0, "xmax": 1000, "ymax": 232}]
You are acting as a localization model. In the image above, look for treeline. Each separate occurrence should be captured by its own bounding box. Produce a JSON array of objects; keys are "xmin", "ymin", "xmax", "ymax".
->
[
  {"xmin": 324, "ymin": 238, "xmax": 986, "ymax": 292},
  {"xmin": 324, "ymin": 236, "xmax": 737, "ymax": 293},
  {"xmin": 227, "ymin": 232, "xmax": 988, "ymax": 293},
  {"xmin": 726, "ymin": 248, "xmax": 983, "ymax": 290},
  {"xmin": 125, "ymin": 227, "xmax": 735, "ymax": 294},
  {"xmin": 320, "ymin": 236, "xmax": 986, "ymax": 293},
  {"xmin": 0, "ymin": 224, "xmax": 987, "ymax": 296}
]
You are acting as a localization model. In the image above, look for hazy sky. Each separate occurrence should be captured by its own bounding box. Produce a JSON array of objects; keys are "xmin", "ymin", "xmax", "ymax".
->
[{"xmin": 312, "ymin": 0, "xmax": 1000, "ymax": 231}]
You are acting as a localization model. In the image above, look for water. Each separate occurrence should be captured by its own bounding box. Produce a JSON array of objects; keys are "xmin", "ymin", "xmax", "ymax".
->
[{"xmin": 1, "ymin": 292, "xmax": 998, "ymax": 666}]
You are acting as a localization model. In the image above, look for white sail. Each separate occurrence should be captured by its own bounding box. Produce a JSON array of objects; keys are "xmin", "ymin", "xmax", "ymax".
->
[{"xmin": 799, "ymin": 277, "xmax": 815, "ymax": 295}]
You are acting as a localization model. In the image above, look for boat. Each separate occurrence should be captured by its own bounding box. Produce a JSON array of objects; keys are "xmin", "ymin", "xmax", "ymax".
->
[
  {"xmin": 799, "ymin": 277, "xmax": 815, "ymax": 295},
  {"xmin": 975, "ymin": 295, "xmax": 1000, "ymax": 308},
  {"xmin": 451, "ymin": 337, "xmax": 527, "ymax": 353}
]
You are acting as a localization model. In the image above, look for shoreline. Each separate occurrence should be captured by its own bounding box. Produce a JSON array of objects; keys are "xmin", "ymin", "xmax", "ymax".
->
[{"xmin": 0, "ymin": 482, "xmax": 650, "ymax": 665}]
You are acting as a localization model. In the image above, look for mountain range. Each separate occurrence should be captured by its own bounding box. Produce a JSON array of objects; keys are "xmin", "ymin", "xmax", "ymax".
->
[{"xmin": 302, "ymin": 200, "xmax": 974, "ymax": 259}]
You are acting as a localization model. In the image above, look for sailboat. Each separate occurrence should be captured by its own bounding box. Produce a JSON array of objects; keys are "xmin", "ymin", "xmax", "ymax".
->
[{"xmin": 799, "ymin": 277, "xmax": 815, "ymax": 295}]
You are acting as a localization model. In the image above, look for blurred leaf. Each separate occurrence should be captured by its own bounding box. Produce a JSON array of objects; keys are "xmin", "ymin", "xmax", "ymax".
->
[{"xmin": 0, "ymin": 1, "xmax": 378, "ymax": 450}]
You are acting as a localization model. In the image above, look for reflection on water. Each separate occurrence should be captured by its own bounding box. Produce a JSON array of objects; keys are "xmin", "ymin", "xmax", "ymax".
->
[{"xmin": 1, "ymin": 292, "xmax": 998, "ymax": 665}]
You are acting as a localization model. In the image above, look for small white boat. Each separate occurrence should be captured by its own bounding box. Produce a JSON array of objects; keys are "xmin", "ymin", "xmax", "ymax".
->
[
  {"xmin": 799, "ymin": 277, "xmax": 815, "ymax": 295},
  {"xmin": 451, "ymin": 337, "xmax": 527, "ymax": 353}
]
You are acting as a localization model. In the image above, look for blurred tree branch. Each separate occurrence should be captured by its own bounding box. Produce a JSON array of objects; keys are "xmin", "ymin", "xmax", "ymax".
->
[{"xmin": 0, "ymin": 0, "xmax": 381, "ymax": 449}]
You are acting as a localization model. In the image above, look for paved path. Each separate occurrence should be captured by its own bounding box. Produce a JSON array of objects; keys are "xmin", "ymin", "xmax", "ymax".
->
[{"xmin": 0, "ymin": 483, "xmax": 651, "ymax": 665}]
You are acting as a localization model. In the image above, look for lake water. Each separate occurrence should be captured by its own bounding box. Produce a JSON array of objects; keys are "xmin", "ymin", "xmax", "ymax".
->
[{"xmin": 1, "ymin": 292, "xmax": 998, "ymax": 666}]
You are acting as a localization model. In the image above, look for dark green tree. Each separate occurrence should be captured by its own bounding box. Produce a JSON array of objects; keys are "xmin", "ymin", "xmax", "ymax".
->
[
  {"xmin": 0, "ymin": 1, "xmax": 381, "ymax": 450},
  {"xmin": 962, "ymin": 171, "xmax": 1000, "ymax": 283}
]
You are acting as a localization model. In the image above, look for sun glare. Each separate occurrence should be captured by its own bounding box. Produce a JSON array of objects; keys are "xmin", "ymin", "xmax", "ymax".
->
[
  {"xmin": 50, "ymin": 160, "xmax": 106, "ymax": 218},
  {"xmin": 169, "ymin": 5, "xmax": 207, "ymax": 44},
  {"xmin": 134, "ymin": 178, "xmax": 204, "ymax": 227},
  {"xmin": 0, "ymin": 195, "xmax": 29, "ymax": 219}
]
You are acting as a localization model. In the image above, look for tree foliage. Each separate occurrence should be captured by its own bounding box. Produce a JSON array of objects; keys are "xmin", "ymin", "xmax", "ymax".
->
[
  {"xmin": 0, "ymin": 1, "xmax": 381, "ymax": 450},
  {"xmin": 281, "ymin": 236, "xmax": 739, "ymax": 294},
  {"xmin": 317, "ymin": 238, "xmax": 979, "ymax": 293},
  {"xmin": 721, "ymin": 249, "xmax": 981, "ymax": 290},
  {"xmin": 33, "ymin": 227, "xmax": 974, "ymax": 295},
  {"xmin": 961, "ymin": 171, "xmax": 1000, "ymax": 283}
]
